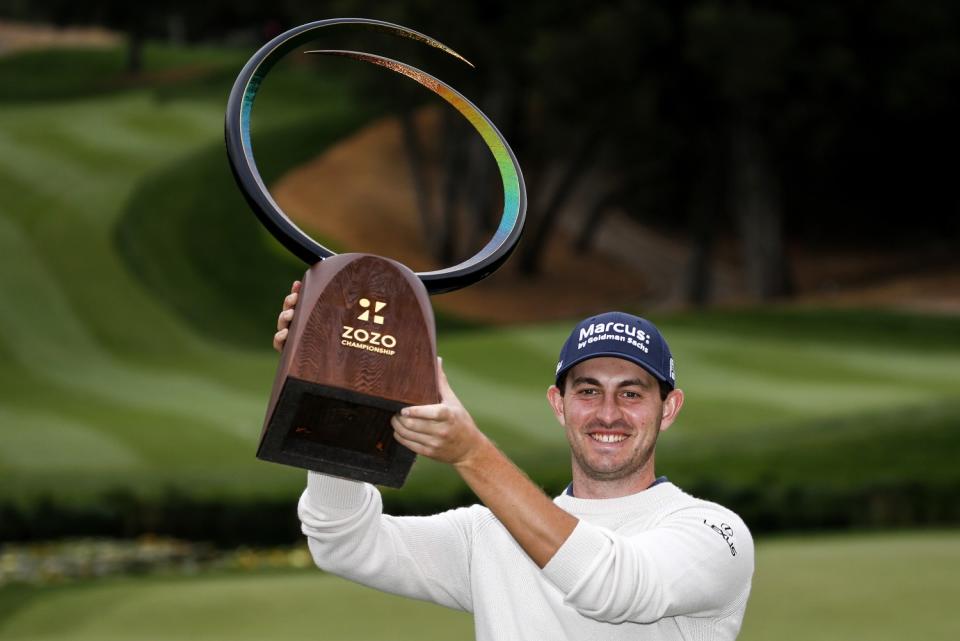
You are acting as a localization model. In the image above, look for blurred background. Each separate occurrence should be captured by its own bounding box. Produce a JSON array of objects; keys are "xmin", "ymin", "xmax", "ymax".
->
[{"xmin": 0, "ymin": 1, "xmax": 958, "ymax": 639}]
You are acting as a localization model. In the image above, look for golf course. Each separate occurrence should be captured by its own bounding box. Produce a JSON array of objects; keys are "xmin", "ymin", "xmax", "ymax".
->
[{"xmin": 1, "ymin": 39, "xmax": 959, "ymax": 639}]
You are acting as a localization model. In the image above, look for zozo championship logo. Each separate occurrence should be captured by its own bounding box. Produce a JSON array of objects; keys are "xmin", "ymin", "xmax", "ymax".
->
[{"xmin": 341, "ymin": 297, "xmax": 397, "ymax": 356}]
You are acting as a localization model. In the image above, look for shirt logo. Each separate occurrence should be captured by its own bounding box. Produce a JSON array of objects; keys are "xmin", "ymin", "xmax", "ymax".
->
[{"xmin": 703, "ymin": 520, "xmax": 737, "ymax": 557}]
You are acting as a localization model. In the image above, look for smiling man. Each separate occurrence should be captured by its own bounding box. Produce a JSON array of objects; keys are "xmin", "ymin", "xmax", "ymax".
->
[{"xmin": 279, "ymin": 296, "xmax": 755, "ymax": 640}]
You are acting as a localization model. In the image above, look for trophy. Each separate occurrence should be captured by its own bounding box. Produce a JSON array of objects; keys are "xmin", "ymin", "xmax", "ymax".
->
[{"xmin": 225, "ymin": 19, "xmax": 526, "ymax": 487}]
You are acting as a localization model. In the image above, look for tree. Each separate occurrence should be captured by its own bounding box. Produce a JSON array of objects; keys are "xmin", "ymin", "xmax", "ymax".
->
[{"xmin": 26, "ymin": 0, "xmax": 955, "ymax": 296}]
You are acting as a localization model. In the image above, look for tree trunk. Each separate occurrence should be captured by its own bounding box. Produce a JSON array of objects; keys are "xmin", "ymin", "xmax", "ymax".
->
[
  {"xmin": 438, "ymin": 109, "xmax": 465, "ymax": 264},
  {"xmin": 400, "ymin": 110, "xmax": 440, "ymax": 258},
  {"xmin": 518, "ymin": 129, "xmax": 602, "ymax": 275},
  {"xmin": 685, "ymin": 189, "xmax": 716, "ymax": 306},
  {"xmin": 729, "ymin": 121, "xmax": 792, "ymax": 299},
  {"xmin": 127, "ymin": 32, "xmax": 143, "ymax": 75},
  {"xmin": 126, "ymin": 18, "xmax": 144, "ymax": 76},
  {"xmin": 575, "ymin": 187, "xmax": 622, "ymax": 253},
  {"xmin": 465, "ymin": 132, "xmax": 494, "ymax": 252},
  {"xmin": 683, "ymin": 137, "xmax": 724, "ymax": 306}
]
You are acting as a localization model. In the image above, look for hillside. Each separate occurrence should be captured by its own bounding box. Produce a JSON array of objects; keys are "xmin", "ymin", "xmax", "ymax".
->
[{"xmin": 272, "ymin": 107, "xmax": 960, "ymax": 321}]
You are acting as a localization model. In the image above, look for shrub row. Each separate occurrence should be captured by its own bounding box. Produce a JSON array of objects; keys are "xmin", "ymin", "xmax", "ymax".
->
[{"xmin": 2, "ymin": 479, "xmax": 958, "ymax": 546}]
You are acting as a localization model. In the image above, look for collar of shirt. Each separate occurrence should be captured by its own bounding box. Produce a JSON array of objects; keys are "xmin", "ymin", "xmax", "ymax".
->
[{"xmin": 564, "ymin": 476, "xmax": 668, "ymax": 497}]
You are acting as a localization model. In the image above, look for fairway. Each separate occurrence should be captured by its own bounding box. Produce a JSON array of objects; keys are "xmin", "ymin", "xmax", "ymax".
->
[{"xmin": 1, "ymin": 531, "xmax": 957, "ymax": 640}]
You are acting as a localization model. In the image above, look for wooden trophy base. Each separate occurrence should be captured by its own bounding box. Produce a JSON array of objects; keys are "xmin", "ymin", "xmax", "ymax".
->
[{"xmin": 258, "ymin": 254, "xmax": 439, "ymax": 487}]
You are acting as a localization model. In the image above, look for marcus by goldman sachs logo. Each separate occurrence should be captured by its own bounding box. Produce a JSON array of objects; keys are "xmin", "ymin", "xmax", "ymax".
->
[{"xmin": 577, "ymin": 321, "xmax": 651, "ymax": 353}]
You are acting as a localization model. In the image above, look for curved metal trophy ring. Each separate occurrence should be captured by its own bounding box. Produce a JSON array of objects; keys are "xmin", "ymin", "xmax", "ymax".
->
[{"xmin": 225, "ymin": 18, "xmax": 526, "ymax": 294}]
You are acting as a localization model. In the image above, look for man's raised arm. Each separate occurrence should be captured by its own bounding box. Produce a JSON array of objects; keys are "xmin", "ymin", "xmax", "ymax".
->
[{"xmin": 391, "ymin": 363, "xmax": 578, "ymax": 568}]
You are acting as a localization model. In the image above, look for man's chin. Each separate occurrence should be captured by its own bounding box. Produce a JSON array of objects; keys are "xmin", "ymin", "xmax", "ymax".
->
[
  {"xmin": 574, "ymin": 449, "xmax": 654, "ymax": 483},
  {"xmin": 579, "ymin": 461, "xmax": 636, "ymax": 482}
]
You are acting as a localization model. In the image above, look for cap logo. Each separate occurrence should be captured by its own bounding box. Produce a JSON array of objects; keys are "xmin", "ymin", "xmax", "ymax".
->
[
  {"xmin": 555, "ymin": 360, "xmax": 563, "ymax": 373},
  {"xmin": 577, "ymin": 321, "xmax": 650, "ymax": 353},
  {"xmin": 669, "ymin": 357, "xmax": 675, "ymax": 381}
]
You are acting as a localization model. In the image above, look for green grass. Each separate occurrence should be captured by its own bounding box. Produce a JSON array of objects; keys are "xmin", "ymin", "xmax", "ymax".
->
[
  {"xmin": 0, "ymin": 45, "xmax": 959, "ymax": 524},
  {"xmin": 0, "ymin": 44, "xmax": 384, "ymax": 507},
  {"xmin": 1, "ymin": 531, "xmax": 957, "ymax": 640},
  {"xmin": 0, "ymin": 44, "xmax": 242, "ymax": 103},
  {"xmin": 740, "ymin": 530, "xmax": 960, "ymax": 640},
  {"xmin": 114, "ymin": 111, "xmax": 371, "ymax": 349}
]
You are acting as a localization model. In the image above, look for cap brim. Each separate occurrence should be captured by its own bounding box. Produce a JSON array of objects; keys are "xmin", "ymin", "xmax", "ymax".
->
[{"xmin": 555, "ymin": 351, "xmax": 672, "ymax": 389}]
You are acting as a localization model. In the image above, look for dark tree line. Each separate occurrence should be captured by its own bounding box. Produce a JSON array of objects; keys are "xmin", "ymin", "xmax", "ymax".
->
[
  {"xmin": 338, "ymin": 1, "xmax": 960, "ymax": 302},
  {"xmin": 10, "ymin": 0, "xmax": 960, "ymax": 302}
]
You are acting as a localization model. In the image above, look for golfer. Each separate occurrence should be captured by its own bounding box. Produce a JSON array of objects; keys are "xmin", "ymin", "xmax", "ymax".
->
[{"xmin": 275, "ymin": 282, "xmax": 753, "ymax": 639}]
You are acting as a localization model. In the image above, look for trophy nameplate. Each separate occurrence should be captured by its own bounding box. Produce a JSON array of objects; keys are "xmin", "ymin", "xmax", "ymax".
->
[{"xmin": 225, "ymin": 18, "xmax": 526, "ymax": 487}]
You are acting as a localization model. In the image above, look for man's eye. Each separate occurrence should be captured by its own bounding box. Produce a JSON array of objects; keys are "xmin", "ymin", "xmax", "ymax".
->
[{"xmin": 578, "ymin": 388, "xmax": 599, "ymax": 396}]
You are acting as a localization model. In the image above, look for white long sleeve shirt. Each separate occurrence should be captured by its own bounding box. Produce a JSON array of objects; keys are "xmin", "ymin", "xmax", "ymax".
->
[{"xmin": 299, "ymin": 472, "xmax": 754, "ymax": 640}]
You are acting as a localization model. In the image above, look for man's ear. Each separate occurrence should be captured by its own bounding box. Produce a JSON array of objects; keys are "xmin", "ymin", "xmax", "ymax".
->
[
  {"xmin": 659, "ymin": 388, "xmax": 685, "ymax": 432},
  {"xmin": 546, "ymin": 385, "xmax": 566, "ymax": 426}
]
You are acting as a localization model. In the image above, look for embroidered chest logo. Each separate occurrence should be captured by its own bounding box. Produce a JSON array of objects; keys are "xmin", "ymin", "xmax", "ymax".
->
[{"xmin": 703, "ymin": 520, "xmax": 737, "ymax": 557}]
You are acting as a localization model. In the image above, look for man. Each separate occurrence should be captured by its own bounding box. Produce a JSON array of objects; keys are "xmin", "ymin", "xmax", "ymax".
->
[{"xmin": 275, "ymin": 282, "xmax": 754, "ymax": 640}]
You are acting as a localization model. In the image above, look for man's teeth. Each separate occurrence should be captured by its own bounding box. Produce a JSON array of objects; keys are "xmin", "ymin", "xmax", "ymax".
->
[{"xmin": 590, "ymin": 433, "xmax": 627, "ymax": 443}]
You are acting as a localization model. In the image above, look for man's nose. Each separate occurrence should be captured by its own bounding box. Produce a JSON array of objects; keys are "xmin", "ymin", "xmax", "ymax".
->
[{"xmin": 596, "ymin": 392, "xmax": 622, "ymax": 424}]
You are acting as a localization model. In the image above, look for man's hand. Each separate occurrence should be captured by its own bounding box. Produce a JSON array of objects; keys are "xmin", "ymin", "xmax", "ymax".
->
[
  {"xmin": 273, "ymin": 280, "xmax": 301, "ymax": 352},
  {"xmin": 391, "ymin": 360, "xmax": 489, "ymax": 467},
  {"xmin": 395, "ymin": 359, "xmax": 578, "ymax": 569}
]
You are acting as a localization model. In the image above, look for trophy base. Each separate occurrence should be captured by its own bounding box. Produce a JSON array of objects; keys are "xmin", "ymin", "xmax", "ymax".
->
[{"xmin": 258, "ymin": 377, "xmax": 416, "ymax": 487}]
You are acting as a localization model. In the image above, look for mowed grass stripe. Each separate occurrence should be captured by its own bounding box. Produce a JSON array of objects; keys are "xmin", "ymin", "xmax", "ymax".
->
[
  {"xmin": 661, "ymin": 327, "xmax": 958, "ymax": 432},
  {"xmin": 0, "ymin": 126, "xmax": 134, "ymax": 215},
  {"xmin": 657, "ymin": 399, "xmax": 960, "ymax": 489},
  {"xmin": 0, "ymin": 351, "xmax": 275, "ymax": 501},
  {"xmin": 672, "ymin": 327, "xmax": 960, "ymax": 390},
  {"xmin": 0, "ymin": 216, "xmax": 265, "ymax": 442},
  {"xmin": 0, "ymin": 532, "xmax": 956, "ymax": 641},
  {"xmin": 0, "ymin": 134, "xmax": 92, "ymax": 218},
  {"xmin": 443, "ymin": 362, "xmax": 559, "ymax": 444},
  {"xmin": 0, "ymin": 48, "xmax": 356, "ymax": 504},
  {"xmin": 0, "ymin": 405, "xmax": 142, "ymax": 473},
  {"xmin": 0, "ymin": 572, "xmax": 474, "ymax": 641},
  {"xmin": 0, "ymin": 96, "xmax": 221, "ymax": 223},
  {"xmin": 0, "ymin": 89, "xmax": 291, "ymax": 500},
  {"xmin": 0, "ymin": 69, "xmax": 281, "ymax": 366}
]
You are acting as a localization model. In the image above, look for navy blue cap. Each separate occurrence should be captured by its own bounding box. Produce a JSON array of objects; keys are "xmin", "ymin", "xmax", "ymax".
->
[{"xmin": 555, "ymin": 312, "xmax": 676, "ymax": 390}]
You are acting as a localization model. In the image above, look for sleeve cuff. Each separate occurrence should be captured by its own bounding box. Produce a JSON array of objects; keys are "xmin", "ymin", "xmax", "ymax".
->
[
  {"xmin": 542, "ymin": 520, "xmax": 611, "ymax": 594},
  {"xmin": 304, "ymin": 471, "xmax": 371, "ymax": 516}
]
